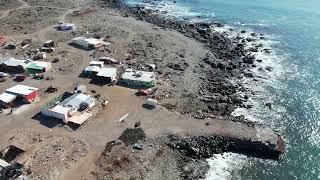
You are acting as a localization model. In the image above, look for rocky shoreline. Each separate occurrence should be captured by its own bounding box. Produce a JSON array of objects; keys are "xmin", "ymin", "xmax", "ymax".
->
[
  {"xmin": 95, "ymin": 0, "xmax": 285, "ymax": 178},
  {"xmin": 0, "ymin": 0, "xmax": 285, "ymax": 179},
  {"xmin": 99, "ymin": 0, "xmax": 270, "ymax": 124}
]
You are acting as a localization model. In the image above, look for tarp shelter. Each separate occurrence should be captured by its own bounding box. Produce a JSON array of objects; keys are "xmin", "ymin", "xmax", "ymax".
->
[
  {"xmin": 121, "ymin": 69, "xmax": 155, "ymax": 88},
  {"xmin": 0, "ymin": 85, "xmax": 39, "ymax": 108},
  {"xmin": 26, "ymin": 61, "xmax": 52, "ymax": 74},
  {"xmin": 95, "ymin": 67, "xmax": 117, "ymax": 84}
]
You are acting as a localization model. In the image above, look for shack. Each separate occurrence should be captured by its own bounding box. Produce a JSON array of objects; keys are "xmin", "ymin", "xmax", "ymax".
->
[
  {"xmin": 95, "ymin": 67, "xmax": 117, "ymax": 84},
  {"xmin": 0, "ymin": 85, "xmax": 39, "ymax": 108},
  {"xmin": 0, "ymin": 58, "xmax": 31, "ymax": 73},
  {"xmin": 58, "ymin": 23, "xmax": 75, "ymax": 30},
  {"xmin": 26, "ymin": 61, "xmax": 52, "ymax": 74},
  {"xmin": 41, "ymin": 93, "xmax": 95, "ymax": 124},
  {"xmin": 120, "ymin": 69, "xmax": 156, "ymax": 88},
  {"xmin": 72, "ymin": 37, "xmax": 109, "ymax": 50}
]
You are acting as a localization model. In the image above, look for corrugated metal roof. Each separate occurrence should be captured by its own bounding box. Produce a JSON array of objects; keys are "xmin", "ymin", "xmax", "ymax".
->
[
  {"xmin": 51, "ymin": 105, "xmax": 71, "ymax": 114},
  {"xmin": 121, "ymin": 69, "xmax": 155, "ymax": 82},
  {"xmin": 61, "ymin": 93, "xmax": 94, "ymax": 110},
  {"xmin": 97, "ymin": 67, "xmax": 117, "ymax": 78},
  {"xmin": 27, "ymin": 61, "xmax": 51, "ymax": 69},
  {"xmin": 6, "ymin": 85, "xmax": 39, "ymax": 95},
  {"xmin": 0, "ymin": 92, "xmax": 17, "ymax": 103},
  {"xmin": 0, "ymin": 58, "xmax": 31, "ymax": 67}
]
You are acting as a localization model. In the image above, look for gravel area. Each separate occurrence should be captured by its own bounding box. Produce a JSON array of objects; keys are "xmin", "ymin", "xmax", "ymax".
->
[{"xmin": 0, "ymin": 0, "xmax": 22, "ymax": 11}]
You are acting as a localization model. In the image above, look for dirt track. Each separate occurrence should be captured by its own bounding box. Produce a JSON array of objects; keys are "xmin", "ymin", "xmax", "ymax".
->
[{"xmin": 0, "ymin": 0, "xmax": 282, "ymax": 179}]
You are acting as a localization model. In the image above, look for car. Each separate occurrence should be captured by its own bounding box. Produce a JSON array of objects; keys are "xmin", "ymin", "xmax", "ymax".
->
[
  {"xmin": 14, "ymin": 74, "xmax": 27, "ymax": 82},
  {"xmin": 0, "ymin": 72, "xmax": 8, "ymax": 77},
  {"xmin": 143, "ymin": 98, "xmax": 158, "ymax": 110},
  {"xmin": 136, "ymin": 88, "xmax": 158, "ymax": 96}
]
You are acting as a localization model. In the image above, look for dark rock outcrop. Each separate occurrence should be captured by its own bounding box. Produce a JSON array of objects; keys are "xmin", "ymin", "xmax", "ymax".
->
[{"xmin": 167, "ymin": 128, "xmax": 285, "ymax": 160}]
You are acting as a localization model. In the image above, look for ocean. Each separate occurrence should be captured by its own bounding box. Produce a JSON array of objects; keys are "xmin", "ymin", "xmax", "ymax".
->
[{"xmin": 124, "ymin": 0, "xmax": 320, "ymax": 179}]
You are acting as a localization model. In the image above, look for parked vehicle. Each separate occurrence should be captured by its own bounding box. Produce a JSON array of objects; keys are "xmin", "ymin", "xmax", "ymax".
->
[
  {"xmin": 0, "ymin": 72, "xmax": 8, "ymax": 77},
  {"xmin": 14, "ymin": 74, "xmax": 27, "ymax": 82},
  {"xmin": 143, "ymin": 98, "xmax": 158, "ymax": 109},
  {"xmin": 136, "ymin": 88, "xmax": 158, "ymax": 96}
]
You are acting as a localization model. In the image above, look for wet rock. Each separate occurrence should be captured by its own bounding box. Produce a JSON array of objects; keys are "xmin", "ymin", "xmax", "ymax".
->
[
  {"xmin": 168, "ymin": 62, "xmax": 189, "ymax": 71},
  {"xmin": 251, "ymin": 32, "xmax": 257, "ymax": 37},
  {"xmin": 242, "ymin": 55, "xmax": 255, "ymax": 64},
  {"xmin": 265, "ymin": 102, "xmax": 272, "ymax": 109},
  {"xmin": 262, "ymin": 48, "xmax": 271, "ymax": 54},
  {"xmin": 266, "ymin": 66, "xmax": 273, "ymax": 72},
  {"xmin": 167, "ymin": 133, "xmax": 285, "ymax": 160},
  {"xmin": 134, "ymin": 121, "xmax": 141, "ymax": 128},
  {"xmin": 132, "ymin": 143, "xmax": 144, "ymax": 150},
  {"xmin": 249, "ymin": 47, "xmax": 259, "ymax": 52}
]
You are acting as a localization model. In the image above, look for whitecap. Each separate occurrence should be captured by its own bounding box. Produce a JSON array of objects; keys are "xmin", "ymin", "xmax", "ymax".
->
[{"xmin": 205, "ymin": 153, "xmax": 248, "ymax": 180}]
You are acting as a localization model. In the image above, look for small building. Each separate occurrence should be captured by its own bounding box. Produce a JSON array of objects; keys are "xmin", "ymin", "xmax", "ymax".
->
[
  {"xmin": 89, "ymin": 61, "xmax": 104, "ymax": 68},
  {"xmin": 99, "ymin": 57, "xmax": 120, "ymax": 65},
  {"xmin": 0, "ymin": 85, "xmax": 39, "ymax": 108},
  {"xmin": 0, "ymin": 58, "xmax": 31, "ymax": 73},
  {"xmin": 120, "ymin": 69, "xmax": 156, "ymax": 88},
  {"xmin": 41, "ymin": 93, "xmax": 95, "ymax": 124},
  {"xmin": 95, "ymin": 67, "xmax": 117, "ymax": 84},
  {"xmin": 58, "ymin": 23, "xmax": 75, "ymax": 30},
  {"xmin": 72, "ymin": 37, "xmax": 108, "ymax": 50},
  {"xmin": 43, "ymin": 40, "xmax": 55, "ymax": 48},
  {"xmin": 26, "ymin": 61, "xmax": 52, "ymax": 74},
  {"xmin": 83, "ymin": 66, "xmax": 101, "ymax": 77}
]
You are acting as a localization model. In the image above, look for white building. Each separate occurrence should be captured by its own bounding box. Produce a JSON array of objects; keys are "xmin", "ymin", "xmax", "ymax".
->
[
  {"xmin": 0, "ymin": 85, "xmax": 39, "ymax": 108},
  {"xmin": 72, "ymin": 37, "xmax": 109, "ymax": 49},
  {"xmin": 121, "ymin": 68, "xmax": 156, "ymax": 88},
  {"xmin": 41, "ymin": 93, "xmax": 95, "ymax": 122},
  {"xmin": 95, "ymin": 67, "xmax": 117, "ymax": 83},
  {"xmin": 0, "ymin": 58, "xmax": 31, "ymax": 73}
]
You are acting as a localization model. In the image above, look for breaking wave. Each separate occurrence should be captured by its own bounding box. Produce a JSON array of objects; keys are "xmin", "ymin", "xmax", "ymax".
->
[{"xmin": 123, "ymin": 0, "xmax": 295, "ymax": 179}]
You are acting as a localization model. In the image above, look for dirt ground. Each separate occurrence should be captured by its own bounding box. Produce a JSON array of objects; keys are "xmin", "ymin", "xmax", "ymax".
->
[{"xmin": 0, "ymin": 0, "xmax": 263, "ymax": 179}]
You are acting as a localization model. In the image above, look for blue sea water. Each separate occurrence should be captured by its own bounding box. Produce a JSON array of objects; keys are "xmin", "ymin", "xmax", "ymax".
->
[{"xmin": 125, "ymin": 0, "xmax": 320, "ymax": 179}]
